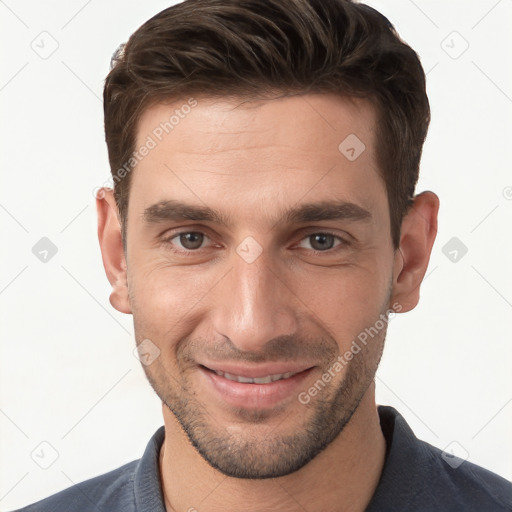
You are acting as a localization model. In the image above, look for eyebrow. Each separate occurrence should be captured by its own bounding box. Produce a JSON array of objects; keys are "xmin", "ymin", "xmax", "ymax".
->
[
  {"xmin": 283, "ymin": 200, "xmax": 372, "ymax": 224},
  {"xmin": 142, "ymin": 199, "xmax": 372, "ymax": 227},
  {"xmin": 143, "ymin": 200, "xmax": 228, "ymax": 224}
]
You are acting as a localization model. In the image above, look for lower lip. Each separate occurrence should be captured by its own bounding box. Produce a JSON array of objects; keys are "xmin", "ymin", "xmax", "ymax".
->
[{"xmin": 198, "ymin": 366, "xmax": 314, "ymax": 410}]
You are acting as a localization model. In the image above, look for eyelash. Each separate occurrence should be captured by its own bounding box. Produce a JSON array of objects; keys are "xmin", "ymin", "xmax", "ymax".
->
[{"xmin": 161, "ymin": 230, "xmax": 350, "ymax": 255}]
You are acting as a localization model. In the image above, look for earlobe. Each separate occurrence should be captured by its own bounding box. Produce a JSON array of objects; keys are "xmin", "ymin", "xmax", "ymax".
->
[
  {"xmin": 390, "ymin": 191, "xmax": 439, "ymax": 313},
  {"xmin": 96, "ymin": 188, "xmax": 132, "ymax": 314}
]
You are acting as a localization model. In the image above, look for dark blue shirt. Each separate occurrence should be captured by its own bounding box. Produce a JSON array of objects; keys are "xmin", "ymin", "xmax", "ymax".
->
[{"xmin": 12, "ymin": 406, "xmax": 512, "ymax": 511}]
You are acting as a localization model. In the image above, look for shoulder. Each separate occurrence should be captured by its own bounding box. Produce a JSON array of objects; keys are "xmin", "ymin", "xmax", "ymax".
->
[
  {"xmin": 370, "ymin": 406, "xmax": 512, "ymax": 511},
  {"xmin": 11, "ymin": 426, "xmax": 166, "ymax": 512},
  {"xmin": 415, "ymin": 437, "xmax": 512, "ymax": 510},
  {"xmin": 10, "ymin": 459, "xmax": 139, "ymax": 512}
]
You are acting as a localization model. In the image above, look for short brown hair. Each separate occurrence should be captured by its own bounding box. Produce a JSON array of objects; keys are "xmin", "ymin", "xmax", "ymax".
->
[{"xmin": 104, "ymin": 0, "xmax": 430, "ymax": 249}]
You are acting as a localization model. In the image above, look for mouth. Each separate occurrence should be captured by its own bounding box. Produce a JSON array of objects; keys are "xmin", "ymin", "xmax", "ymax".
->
[
  {"xmin": 209, "ymin": 368, "xmax": 300, "ymax": 384},
  {"xmin": 197, "ymin": 363, "xmax": 315, "ymax": 410}
]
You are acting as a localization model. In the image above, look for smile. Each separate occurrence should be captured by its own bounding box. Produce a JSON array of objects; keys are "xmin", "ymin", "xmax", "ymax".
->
[
  {"xmin": 212, "ymin": 369, "xmax": 299, "ymax": 384},
  {"xmin": 198, "ymin": 364, "xmax": 315, "ymax": 410}
]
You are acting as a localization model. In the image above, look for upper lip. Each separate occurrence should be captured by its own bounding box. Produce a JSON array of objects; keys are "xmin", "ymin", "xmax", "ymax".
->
[{"xmin": 199, "ymin": 362, "xmax": 314, "ymax": 379}]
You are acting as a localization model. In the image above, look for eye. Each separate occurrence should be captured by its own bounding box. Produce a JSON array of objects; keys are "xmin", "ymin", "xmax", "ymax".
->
[
  {"xmin": 167, "ymin": 231, "xmax": 209, "ymax": 250},
  {"xmin": 297, "ymin": 233, "xmax": 345, "ymax": 252}
]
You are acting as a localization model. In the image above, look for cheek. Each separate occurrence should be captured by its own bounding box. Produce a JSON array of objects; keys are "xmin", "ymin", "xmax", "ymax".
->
[
  {"xmin": 128, "ymin": 258, "xmax": 218, "ymax": 338},
  {"xmin": 128, "ymin": 243, "xmax": 393, "ymax": 355},
  {"xmin": 291, "ymin": 262, "xmax": 391, "ymax": 347}
]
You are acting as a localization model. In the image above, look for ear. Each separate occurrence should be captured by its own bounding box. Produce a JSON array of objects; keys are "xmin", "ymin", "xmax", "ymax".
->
[
  {"xmin": 96, "ymin": 188, "xmax": 132, "ymax": 314},
  {"xmin": 390, "ymin": 191, "xmax": 439, "ymax": 313}
]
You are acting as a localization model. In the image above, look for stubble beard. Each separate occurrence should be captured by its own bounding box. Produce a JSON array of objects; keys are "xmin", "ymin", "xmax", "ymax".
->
[{"xmin": 140, "ymin": 323, "xmax": 386, "ymax": 479}]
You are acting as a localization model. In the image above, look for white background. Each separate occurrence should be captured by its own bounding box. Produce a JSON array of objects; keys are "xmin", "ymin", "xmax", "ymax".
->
[{"xmin": 1, "ymin": 0, "xmax": 511, "ymax": 510}]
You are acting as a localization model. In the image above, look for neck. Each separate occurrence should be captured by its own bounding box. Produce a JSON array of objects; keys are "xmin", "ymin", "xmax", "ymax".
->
[{"xmin": 159, "ymin": 383, "xmax": 386, "ymax": 512}]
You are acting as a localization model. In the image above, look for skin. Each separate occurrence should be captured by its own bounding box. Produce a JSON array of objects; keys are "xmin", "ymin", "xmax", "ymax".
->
[{"xmin": 97, "ymin": 93, "xmax": 439, "ymax": 512}]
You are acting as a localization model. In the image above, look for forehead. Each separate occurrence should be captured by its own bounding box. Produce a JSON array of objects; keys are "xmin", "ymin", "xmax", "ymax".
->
[
  {"xmin": 130, "ymin": 93, "xmax": 386, "ymax": 227},
  {"xmin": 136, "ymin": 93, "xmax": 376, "ymax": 158}
]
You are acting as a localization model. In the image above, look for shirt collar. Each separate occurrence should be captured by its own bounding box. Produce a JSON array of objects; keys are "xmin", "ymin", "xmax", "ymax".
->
[
  {"xmin": 133, "ymin": 406, "xmax": 415, "ymax": 511},
  {"xmin": 366, "ymin": 405, "xmax": 430, "ymax": 510},
  {"xmin": 134, "ymin": 425, "xmax": 166, "ymax": 512}
]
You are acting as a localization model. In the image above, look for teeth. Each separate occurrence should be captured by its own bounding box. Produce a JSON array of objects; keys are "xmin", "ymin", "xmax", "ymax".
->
[
  {"xmin": 254, "ymin": 375, "xmax": 272, "ymax": 384},
  {"xmin": 213, "ymin": 370, "xmax": 296, "ymax": 384}
]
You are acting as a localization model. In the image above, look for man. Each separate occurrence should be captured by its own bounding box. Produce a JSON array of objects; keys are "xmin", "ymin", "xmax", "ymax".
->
[{"xmin": 14, "ymin": 0, "xmax": 512, "ymax": 511}]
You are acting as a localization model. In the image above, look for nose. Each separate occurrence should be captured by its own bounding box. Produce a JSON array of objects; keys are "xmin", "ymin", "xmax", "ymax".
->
[{"xmin": 210, "ymin": 248, "xmax": 299, "ymax": 353}]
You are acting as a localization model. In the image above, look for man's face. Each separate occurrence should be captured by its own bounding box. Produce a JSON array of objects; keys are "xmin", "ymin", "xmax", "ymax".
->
[{"xmin": 125, "ymin": 94, "xmax": 396, "ymax": 478}]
